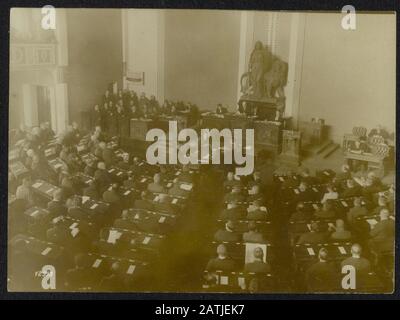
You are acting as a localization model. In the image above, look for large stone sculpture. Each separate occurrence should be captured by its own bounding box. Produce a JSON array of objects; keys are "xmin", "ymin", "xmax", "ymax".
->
[{"xmin": 240, "ymin": 41, "xmax": 288, "ymax": 102}]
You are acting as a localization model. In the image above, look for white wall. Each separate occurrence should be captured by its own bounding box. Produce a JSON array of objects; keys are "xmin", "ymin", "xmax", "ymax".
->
[
  {"xmin": 298, "ymin": 13, "xmax": 396, "ymax": 142},
  {"xmin": 123, "ymin": 9, "xmax": 165, "ymax": 100}
]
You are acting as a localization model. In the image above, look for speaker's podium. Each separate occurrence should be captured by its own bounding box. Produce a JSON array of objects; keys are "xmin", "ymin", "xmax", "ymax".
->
[
  {"xmin": 130, "ymin": 119, "xmax": 153, "ymax": 141},
  {"xmin": 238, "ymin": 95, "xmax": 284, "ymax": 121}
]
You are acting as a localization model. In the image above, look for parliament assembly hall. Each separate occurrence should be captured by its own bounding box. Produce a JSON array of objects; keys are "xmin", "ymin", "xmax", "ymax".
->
[{"xmin": 7, "ymin": 8, "xmax": 395, "ymax": 293}]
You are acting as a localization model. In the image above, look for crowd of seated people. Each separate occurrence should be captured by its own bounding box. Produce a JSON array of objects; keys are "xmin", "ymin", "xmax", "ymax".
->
[
  {"xmin": 90, "ymin": 89, "xmax": 200, "ymax": 135},
  {"xmin": 8, "ymin": 103, "xmax": 198, "ymax": 291},
  {"xmin": 278, "ymin": 165, "xmax": 394, "ymax": 292},
  {"xmin": 202, "ymin": 157, "xmax": 394, "ymax": 292},
  {"xmin": 203, "ymin": 170, "xmax": 274, "ymax": 292}
]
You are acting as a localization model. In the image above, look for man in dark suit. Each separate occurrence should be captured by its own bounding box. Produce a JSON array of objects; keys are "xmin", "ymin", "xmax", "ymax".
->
[
  {"xmin": 134, "ymin": 191, "xmax": 154, "ymax": 211},
  {"xmin": 297, "ymin": 222, "xmax": 328, "ymax": 245},
  {"xmin": 65, "ymin": 254, "xmax": 93, "ymax": 290},
  {"xmin": 103, "ymin": 183, "xmax": 121, "ymax": 204},
  {"xmin": 224, "ymin": 185, "xmax": 245, "ymax": 204},
  {"xmin": 220, "ymin": 201, "xmax": 246, "ymax": 221},
  {"xmin": 314, "ymin": 200, "xmax": 336, "ymax": 219},
  {"xmin": 99, "ymin": 261, "xmax": 126, "ymax": 291},
  {"xmin": 347, "ymin": 197, "xmax": 368, "ymax": 224},
  {"xmin": 243, "ymin": 221, "xmax": 265, "ymax": 243},
  {"xmin": 370, "ymin": 209, "xmax": 395, "ymax": 240},
  {"xmin": 341, "ymin": 244, "xmax": 371, "ymax": 273},
  {"xmin": 83, "ymin": 180, "xmax": 100, "ymax": 200},
  {"xmin": 305, "ymin": 248, "xmax": 337, "ymax": 291},
  {"xmin": 246, "ymin": 200, "xmax": 269, "ymax": 220},
  {"xmin": 244, "ymin": 247, "xmax": 271, "ymax": 274},
  {"xmin": 47, "ymin": 189, "xmax": 67, "ymax": 217},
  {"xmin": 223, "ymin": 171, "xmax": 241, "ymax": 191},
  {"xmin": 147, "ymin": 173, "xmax": 166, "ymax": 194},
  {"xmin": 206, "ymin": 244, "xmax": 235, "ymax": 272},
  {"xmin": 341, "ymin": 179, "xmax": 362, "ymax": 198},
  {"xmin": 214, "ymin": 220, "xmax": 241, "ymax": 242},
  {"xmin": 246, "ymin": 184, "xmax": 264, "ymax": 203},
  {"xmin": 94, "ymin": 162, "xmax": 112, "ymax": 191},
  {"xmin": 295, "ymin": 181, "xmax": 315, "ymax": 203},
  {"xmin": 46, "ymin": 217, "xmax": 70, "ymax": 245},
  {"xmin": 114, "ymin": 210, "xmax": 136, "ymax": 230},
  {"xmin": 290, "ymin": 202, "xmax": 312, "ymax": 222}
]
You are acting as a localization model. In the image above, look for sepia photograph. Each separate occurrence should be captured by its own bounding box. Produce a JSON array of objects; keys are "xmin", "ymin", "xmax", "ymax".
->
[{"xmin": 7, "ymin": 7, "xmax": 396, "ymax": 294}]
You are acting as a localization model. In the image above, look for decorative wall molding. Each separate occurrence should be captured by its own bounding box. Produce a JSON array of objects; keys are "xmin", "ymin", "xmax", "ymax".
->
[{"xmin": 10, "ymin": 43, "xmax": 57, "ymax": 68}]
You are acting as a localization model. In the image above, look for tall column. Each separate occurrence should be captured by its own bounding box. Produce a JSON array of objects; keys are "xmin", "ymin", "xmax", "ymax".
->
[
  {"xmin": 22, "ymin": 84, "xmax": 38, "ymax": 127},
  {"xmin": 236, "ymin": 11, "xmax": 255, "ymax": 101},
  {"xmin": 284, "ymin": 13, "xmax": 306, "ymax": 127}
]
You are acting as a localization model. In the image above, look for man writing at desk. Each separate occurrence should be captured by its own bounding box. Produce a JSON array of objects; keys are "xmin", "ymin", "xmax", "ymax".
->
[{"xmin": 347, "ymin": 137, "xmax": 369, "ymax": 171}]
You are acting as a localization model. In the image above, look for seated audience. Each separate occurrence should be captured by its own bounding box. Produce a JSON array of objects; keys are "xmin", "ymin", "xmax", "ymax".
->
[
  {"xmin": 147, "ymin": 173, "xmax": 166, "ymax": 194},
  {"xmin": 347, "ymin": 197, "xmax": 368, "ymax": 223},
  {"xmin": 214, "ymin": 220, "xmax": 241, "ymax": 242},
  {"xmin": 314, "ymin": 200, "xmax": 336, "ymax": 219},
  {"xmin": 305, "ymin": 248, "xmax": 337, "ymax": 291},
  {"xmin": 244, "ymin": 247, "xmax": 271, "ymax": 274},
  {"xmin": 329, "ymin": 219, "xmax": 352, "ymax": 241},
  {"xmin": 206, "ymin": 244, "xmax": 235, "ymax": 272},
  {"xmin": 243, "ymin": 221, "xmax": 265, "ymax": 243},
  {"xmin": 320, "ymin": 184, "xmax": 338, "ymax": 204},
  {"xmin": 297, "ymin": 222, "xmax": 328, "ymax": 245},
  {"xmin": 341, "ymin": 244, "xmax": 371, "ymax": 274}
]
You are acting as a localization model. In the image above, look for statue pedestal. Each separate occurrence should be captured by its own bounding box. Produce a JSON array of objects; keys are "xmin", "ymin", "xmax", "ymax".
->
[
  {"xmin": 278, "ymin": 130, "xmax": 302, "ymax": 167},
  {"xmin": 238, "ymin": 95, "xmax": 285, "ymax": 121}
]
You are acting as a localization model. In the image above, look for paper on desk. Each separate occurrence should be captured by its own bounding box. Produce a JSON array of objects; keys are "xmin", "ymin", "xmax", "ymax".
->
[
  {"xmin": 307, "ymin": 247, "xmax": 315, "ymax": 256},
  {"xmin": 107, "ymin": 230, "xmax": 122, "ymax": 244},
  {"xmin": 294, "ymin": 189, "xmax": 300, "ymax": 194},
  {"xmin": 124, "ymin": 190, "xmax": 131, "ymax": 196},
  {"xmin": 324, "ymin": 171, "xmax": 330, "ymax": 176},
  {"xmin": 338, "ymin": 246, "xmax": 347, "ymax": 255},
  {"xmin": 92, "ymin": 259, "xmax": 102, "ymax": 268},
  {"xmin": 46, "ymin": 187, "xmax": 54, "ymax": 195},
  {"xmin": 41, "ymin": 247, "xmax": 52, "ymax": 256},
  {"xmin": 153, "ymin": 195, "xmax": 160, "ymax": 202},
  {"xmin": 142, "ymin": 236, "xmax": 151, "ymax": 244},
  {"xmin": 158, "ymin": 216, "xmax": 166, "ymax": 223},
  {"xmin": 366, "ymin": 219, "xmax": 378, "ymax": 227},
  {"xmin": 109, "ymin": 168, "xmax": 115, "ymax": 173},
  {"xmin": 30, "ymin": 209, "xmax": 39, "ymax": 217},
  {"xmin": 69, "ymin": 222, "xmax": 78, "ymax": 229},
  {"xmin": 116, "ymin": 172, "xmax": 123, "ymax": 176},
  {"xmin": 238, "ymin": 277, "xmax": 246, "ymax": 289},
  {"xmin": 90, "ymin": 203, "xmax": 98, "ymax": 209},
  {"xmin": 32, "ymin": 182, "xmax": 43, "ymax": 188},
  {"xmin": 219, "ymin": 276, "xmax": 229, "ymax": 285},
  {"xmin": 167, "ymin": 183, "xmax": 172, "ymax": 188},
  {"xmin": 341, "ymin": 201, "xmax": 348, "ymax": 207},
  {"xmin": 312, "ymin": 187, "xmax": 318, "ymax": 192},
  {"xmin": 134, "ymin": 213, "xmax": 140, "ymax": 220},
  {"xmin": 127, "ymin": 265, "xmax": 136, "ymax": 274},
  {"xmin": 306, "ymin": 224, "xmax": 312, "ymax": 231},
  {"xmin": 54, "ymin": 164, "xmax": 62, "ymax": 169},
  {"xmin": 328, "ymin": 222, "xmax": 335, "ymax": 229},
  {"xmin": 140, "ymin": 178, "xmax": 147, "ymax": 183},
  {"xmin": 279, "ymin": 177, "xmax": 284, "ymax": 182},
  {"xmin": 180, "ymin": 183, "xmax": 192, "ymax": 191},
  {"xmin": 172, "ymin": 198, "xmax": 178, "ymax": 204},
  {"xmin": 260, "ymin": 206, "xmax": 267, "ymax": 212},
  {"xmin": 71, "ymin": 228, "xmax": 79, "ymax": 238},
  {"xmin": 312, "ymin": 204, "xmax": 319, "ymax": 210}
]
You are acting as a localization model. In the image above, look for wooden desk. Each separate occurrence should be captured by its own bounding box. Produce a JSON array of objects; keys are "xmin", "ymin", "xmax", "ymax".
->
[
  {"xmin": 9, "ymin": 161, "xmax": 29, "ymax": 180},
  {"xmin": 31, "ymin": 180, "xmax": 61, "ymax": 201},
  {"xmin": 203, "ymin": 270, "xmax": 276, "ymax": 293},
  {"xmin": 344, "ymin": 151, "xmax": 385, "ymax": 176}
]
